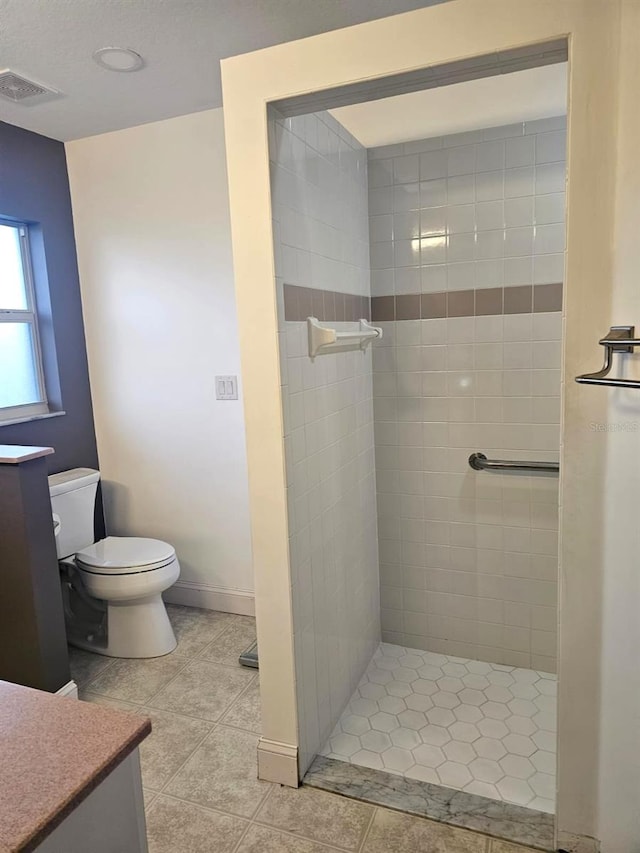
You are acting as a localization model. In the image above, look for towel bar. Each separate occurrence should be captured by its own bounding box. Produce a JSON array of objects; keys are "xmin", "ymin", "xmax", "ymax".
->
[{"xmin": 575, "ymin": 325, "xmax": 640, "ymax": 388}]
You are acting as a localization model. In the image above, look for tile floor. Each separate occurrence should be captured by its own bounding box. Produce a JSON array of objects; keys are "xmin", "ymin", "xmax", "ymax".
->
[
  {"xmin": 71, "ymin": 605, "xmax": 543, "ymax": 853},
  {"xmin": 320, "ymin": 643, "xmax": 556, "ymax": 813}
]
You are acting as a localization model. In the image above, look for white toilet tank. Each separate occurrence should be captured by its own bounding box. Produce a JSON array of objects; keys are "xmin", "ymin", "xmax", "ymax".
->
[{"xmin": 48, "ymin": 468, "xmax": 101, "ymax": 559}]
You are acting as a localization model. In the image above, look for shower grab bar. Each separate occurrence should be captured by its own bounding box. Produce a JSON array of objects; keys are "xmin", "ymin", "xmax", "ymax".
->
[
  {"xmin": 469, "ymin": 452, "xmax": 559, "ymax": 474},
  {"xmin": 307, "ymin": 316, "xmax": 382, "ymax": 358},
  {"xmin": 575, "ymin": 325, "xmax": 640, "ymax": 388}
]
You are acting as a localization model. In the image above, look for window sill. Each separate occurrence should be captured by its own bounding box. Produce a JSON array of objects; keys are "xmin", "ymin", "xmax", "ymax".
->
[{"xmin": 0, "ymin": 410, "xmax": 66, "ymax": 428}]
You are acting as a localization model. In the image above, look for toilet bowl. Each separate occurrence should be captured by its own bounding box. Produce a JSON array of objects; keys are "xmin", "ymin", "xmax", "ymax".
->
[
  {"xmin": 66, "ymin": 537, "xmax": 179, "ymax": 658},
  {"xmin": 50, "ymin": 469, "xmax": 180, "ymax": 659}
]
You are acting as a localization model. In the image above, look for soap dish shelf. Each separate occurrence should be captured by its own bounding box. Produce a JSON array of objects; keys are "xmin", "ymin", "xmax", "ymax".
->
[{"xmin": 307, "ymin": 317, "xmax": 383, "ymax": 359}]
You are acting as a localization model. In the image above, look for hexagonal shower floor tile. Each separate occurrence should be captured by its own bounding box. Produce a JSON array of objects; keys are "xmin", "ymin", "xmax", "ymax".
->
[{"xmin": 319, "ymin": 643, "xmax": 556, "ymax": 813}]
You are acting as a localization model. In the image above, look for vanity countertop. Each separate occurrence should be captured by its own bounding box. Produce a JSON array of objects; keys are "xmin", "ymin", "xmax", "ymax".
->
[
  {"xmin": 0, "ymin": 446, "xmax": 54, "ymax": 464},
  {"xmin": 0, "ymin": 681, "xmax": 150, "ymax": 852}
]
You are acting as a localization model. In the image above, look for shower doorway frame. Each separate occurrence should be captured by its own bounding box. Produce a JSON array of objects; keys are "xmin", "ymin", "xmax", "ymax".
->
[{"xmin": 221, "ymin": 2, "xmax": 638, "ymax": 850}]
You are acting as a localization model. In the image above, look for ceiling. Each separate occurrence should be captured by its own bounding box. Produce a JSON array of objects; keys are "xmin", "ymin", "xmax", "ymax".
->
[
  {"xmin": 0, "ymin": 0, "xmax": 448, "ymax": 142},
  {"xmin": 330, "ymin": 64, "xmax": 568, "ymax": 148}
]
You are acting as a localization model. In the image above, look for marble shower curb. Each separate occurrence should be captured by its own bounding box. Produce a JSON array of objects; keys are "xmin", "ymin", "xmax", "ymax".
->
[{"xmin": 304, "ymin": 755, "xmax": 555, "ymax": 851}]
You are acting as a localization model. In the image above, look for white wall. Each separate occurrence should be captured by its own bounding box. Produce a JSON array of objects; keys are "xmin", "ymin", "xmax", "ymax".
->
[
  {"xmin": 65, "ymin": 109, "xmax": 254, "ymax": 611},
  {"xmin": 596, "ymin": 2, "xmax": 640, "ymax": 847}
]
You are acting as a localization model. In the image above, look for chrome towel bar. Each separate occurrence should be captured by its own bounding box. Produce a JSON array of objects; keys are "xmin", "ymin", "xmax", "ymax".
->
[
  {"xmin": 469, "ymin": 452, "xmax": 559, "ymax": 474},
  {"xmin": 575, "ymin": 325, "xmax": 640, "ymax": 388}
]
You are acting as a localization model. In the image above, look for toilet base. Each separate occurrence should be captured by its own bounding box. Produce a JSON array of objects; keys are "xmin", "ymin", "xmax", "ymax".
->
[{"xmin": 70, "ymin": 594, "xmax": 177, "ymax": 659}]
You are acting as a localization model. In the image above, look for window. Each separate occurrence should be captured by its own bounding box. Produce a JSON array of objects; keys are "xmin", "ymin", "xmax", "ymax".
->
[{"xmin": 0, "ymin": 220, "xmax": 48, "ymax": 421}]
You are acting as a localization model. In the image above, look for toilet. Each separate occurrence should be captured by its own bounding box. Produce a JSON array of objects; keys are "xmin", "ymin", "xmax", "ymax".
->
[{"xmin": 49, "ymin": 468, "xmax": 180, "ymax": 659}]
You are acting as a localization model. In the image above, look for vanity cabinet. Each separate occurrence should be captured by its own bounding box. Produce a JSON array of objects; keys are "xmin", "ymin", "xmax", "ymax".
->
[{"xmin": 0, "ymin": 446, "xmax": 70, "ymax": 694}]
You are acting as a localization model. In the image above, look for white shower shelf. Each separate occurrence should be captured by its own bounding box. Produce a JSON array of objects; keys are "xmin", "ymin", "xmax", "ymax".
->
[{"xmin": 307, "ymin": 316, "xmax": 383, "ymax": 358}]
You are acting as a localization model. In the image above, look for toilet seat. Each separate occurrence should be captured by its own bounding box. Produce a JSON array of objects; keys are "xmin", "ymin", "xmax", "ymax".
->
[{"xmin": 76, "ymin": 536, "xmax": 176, "ymax": 575}]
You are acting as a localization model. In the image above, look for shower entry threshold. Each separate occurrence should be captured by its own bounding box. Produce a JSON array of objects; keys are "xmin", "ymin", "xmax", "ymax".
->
[{"xmin": 304, "ymin": 755, "xmax": 554, "ymax": 851}]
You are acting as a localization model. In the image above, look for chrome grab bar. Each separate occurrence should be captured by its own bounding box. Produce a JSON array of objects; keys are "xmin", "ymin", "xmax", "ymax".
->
[
  {"xmin": 575, "ymin": 325, "xmax": 640, "ymax": 388},
  {"xmin": 469, "ymin": 452, "xmax": 559, "ymax": 474}
]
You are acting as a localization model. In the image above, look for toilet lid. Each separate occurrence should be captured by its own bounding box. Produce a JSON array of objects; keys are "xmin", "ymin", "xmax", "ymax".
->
[{"xmin": 75, "ymin": 536, "xmax": 176, "ymax": 573}]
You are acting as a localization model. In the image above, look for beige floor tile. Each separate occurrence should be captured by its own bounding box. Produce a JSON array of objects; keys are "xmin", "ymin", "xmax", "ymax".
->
[
  {"xmin": 68, "ymin": 647, "xmax": 114, "ymax": 686},
  {"xmin": 490, "ymin": 841, "xmax": 539, "ymax": 852},
  {"xmin": 136, "ymin": 707, "xmax": 213, "ymax": 791},
  {"xmin": 221, "ymin": 675, "xmax": 262, "ymax": 734},
  {"xmin": 84, "ymin": 653, "xmax": 187, "ymax": 704},
  {"xmin": 147, "ymin": 659, "xmax": 253, "ymax": 721},
  {"xmin": 164, "ymin": 725, "xmax": 270, "ymax": 818},
  {"xmin": 143, "ymin": 789, "xmax": 158, "ymax": 810},
  {"xmin": 199, "ymin": 617, "xmax": 257, "ymax": 666},
  {"xmin": 235, "ymin": 823, "xmax": 345, "ymax": 852},
  {"xmin": 362, "ymin": 809, "xmax": 488, "ymax": 853},
  {"xmin": 145, "ymin": 795, "xmax": 247, "ymax": 853},
  {"xmin": 255, "ymin": 784, "xmax": 373, "ymax": 851},
  {"xmin": 79, "ymin": 691, "xmax": 140, "ymax": 712},
  {"xmin": 167, "ymin": 604, "xmax": 234, "ymax": 656}
]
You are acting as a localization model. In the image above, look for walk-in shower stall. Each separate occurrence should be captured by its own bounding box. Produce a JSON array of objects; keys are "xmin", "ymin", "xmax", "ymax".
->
[
  {"xmin": 222, "ymin": 4, "xmax": 640, "ymax": 850},
  {"xmin": 269, "ymin": 88, "xmax": 565, "ymax": 834}
]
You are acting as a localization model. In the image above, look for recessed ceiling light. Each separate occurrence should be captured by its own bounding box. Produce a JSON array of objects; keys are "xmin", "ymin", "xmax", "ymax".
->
[{"xmin": 93, "ymin": 47, "xmax": 144, "ymax": 73}]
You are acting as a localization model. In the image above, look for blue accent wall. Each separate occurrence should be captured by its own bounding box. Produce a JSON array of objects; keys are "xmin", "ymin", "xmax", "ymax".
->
[{"xmin": 0, "ymin": 121, "xmax": 103, "ymax": 530}]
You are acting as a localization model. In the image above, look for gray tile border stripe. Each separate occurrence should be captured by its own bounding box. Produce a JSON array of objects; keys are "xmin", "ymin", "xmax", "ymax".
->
[
  {"xmin": 504, "ymin": 285, "xmax": 533, "ymax": 315},
  {"xmin": 283, "ymin": 283, "xmax": 371, "ymax": 322},
  {"xmin": 283, "ymin": 282, "xmax": 562, "ymax": 322},
  {"xmin": 533, "ymin": 282, "xmax": 563, "ymax": 313},
  {"xmin": 395, "ymin": 293, "xmax": 421, "ymax": 320},
  {"xmin": 370, "ymin": 283, "xmax": 562, "ymax": 322}
]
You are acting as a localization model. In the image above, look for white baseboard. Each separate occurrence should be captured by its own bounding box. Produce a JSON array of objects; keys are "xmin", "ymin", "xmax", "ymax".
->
[
  {"xmin": 556, "ymin": 831, "xmax": 600, "ymax": 853},
  {"xmin": 56, "ymin": 680, "xmax": 78, "ymax": 699},
  {"xmin": 163, "ymin": 580, "xmax": 255, "ymax": 617},
  {"xmin": 257, "ymin": 738, "xmax": 299, "ymax": 787}
]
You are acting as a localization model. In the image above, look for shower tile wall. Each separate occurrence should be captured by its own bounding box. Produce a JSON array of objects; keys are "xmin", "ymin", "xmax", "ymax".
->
[
  {"xmin": 270, "ymin": 109, "xmax": 380, "ymax": 775},
  {"xmin": 370, "ymin": 118, "xmax": 565, "ymax": 673}
]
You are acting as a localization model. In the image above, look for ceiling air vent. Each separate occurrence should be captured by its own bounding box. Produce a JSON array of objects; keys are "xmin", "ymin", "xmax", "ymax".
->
[{"xmin": 0, "ymin": 70, "xmax": 59, "ymax": 104}]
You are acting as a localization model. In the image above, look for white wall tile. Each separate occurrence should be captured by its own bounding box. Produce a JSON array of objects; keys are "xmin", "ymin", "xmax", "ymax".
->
[
  {"xmin": 476, "ymin": 200, "xmax": 505, "ymax": 231},
  {"xmin": 274, "ymin": 110, "xmax": 378, "ymax": 773},
  {"xmin": 506, "ymin": 136, "xmax": 535, "ymax": 169},
  {"xmin": 447, "ymin": 261, "xmax": 475, "ymax": 290},
  {"xmin": 535, "ymin": 131, "xmax": 566, "ymax": 164},
  {"xmin": 504, "ymin": 167, "xmax": 535, "ymax": 198},
  {"xmin": 420, "ymin": 150, "xmax": 448, "ymax": 180},
  {"xmin": 447, "ymin": 204, "xmax": 476, "ymax": 234},
  {"xmin": 369, "ymin": 159, "xmax": 394, "ymax": 187},
  {"xmin": 535, "ymin": 193, "xmax": 565, "ymax": 225},
  {"xmin": 448, "ymin": 145, "xmax": 476, "ymax": 176},
  {"xmin": 421, "ymin": 178, "xmax": 448, "ymax": 207},
  {"xmin": 504, "ymin": 196, "xmax": 534, "ymax": 228},
  {"xmin": 368, "ymin": 120, "xmax": 563, "ymax": 671},
  {"xmin": 370, "ymin": 214, "xmax": 394, "ymax": 243},
  {"xmin": 448, "ymin": 174, "xmax": 476, "ymax": 204},
  {"xmin": 476, "ymin": 140, "xmax": 505, "ymax": 172},
  {"xmin": 504, "ymin": 256, "xmax": 533, "ymax": 286},
  {"xmin": 475, "ymin": 170, "xmax": 504, "ymax": 201},
  {"xmin": 394, "ymin": 154, "xmax": 420, "ymax": 184},
  {"xmin": 476, "ymin": 230, "xmax": 504, "ymax": 260},
  {"xmin": 533, "ymin": 223, "xmax": 565, "ymax": 255},
  {"xmin": 534, "ymin": 162, "xmax": 565, "ymax": 195}
]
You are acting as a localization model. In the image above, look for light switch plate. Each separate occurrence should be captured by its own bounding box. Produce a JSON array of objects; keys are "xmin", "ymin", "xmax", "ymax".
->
[{"xmin": 215, "ymin": 375, "xmax": 238, "ymax": 400}]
